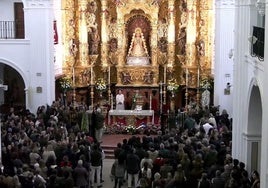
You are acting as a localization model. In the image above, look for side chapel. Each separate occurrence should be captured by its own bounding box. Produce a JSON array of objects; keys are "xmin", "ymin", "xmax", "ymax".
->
[{"xmin": 60, "ymin": 0, "xmax": 214, "ymax": 114}]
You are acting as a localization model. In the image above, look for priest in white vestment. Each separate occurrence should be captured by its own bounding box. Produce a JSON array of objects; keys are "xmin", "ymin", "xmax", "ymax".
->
[{"xmin": 116, "ymin": 89, "xmax": 125, "ymax": 110}]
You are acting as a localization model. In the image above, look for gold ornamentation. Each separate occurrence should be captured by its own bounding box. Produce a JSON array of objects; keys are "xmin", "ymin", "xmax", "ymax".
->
[{"xmin": 60, "ymin": 0, "xmax": 214, "ymax": 90}]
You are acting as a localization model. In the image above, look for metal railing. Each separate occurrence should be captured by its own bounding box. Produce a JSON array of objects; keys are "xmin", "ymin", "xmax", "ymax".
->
[
  {"xmin": 0, "ymin": 21, "xmax": 16, "ymax": 39},
  {"xmin": 0, "ymin": 21, "xmax": 24, "ymax": 39}
]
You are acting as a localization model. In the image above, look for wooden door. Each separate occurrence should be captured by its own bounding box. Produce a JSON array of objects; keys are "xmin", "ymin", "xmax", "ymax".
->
[{"xmin": 14, "ymin": 2, "xmax": 24, "ymax": 39}]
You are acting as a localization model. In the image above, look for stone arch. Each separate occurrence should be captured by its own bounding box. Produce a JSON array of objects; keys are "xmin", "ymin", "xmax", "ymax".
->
[
  {"xmin": 0, "ymin": 58, "xmax": 27, "ymax": 109},
  {"xmin": 0, "ymin": 58, "xmax": 28, "ymax": 89},
  {"xmin": 246, "ymin": 78, "xmax": 262, "ymax": 173}
]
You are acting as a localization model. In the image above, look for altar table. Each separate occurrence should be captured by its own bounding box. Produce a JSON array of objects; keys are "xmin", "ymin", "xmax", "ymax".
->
[{"xmin": 108, "ymin": 110, "xmax": 154, "ymax": 126}]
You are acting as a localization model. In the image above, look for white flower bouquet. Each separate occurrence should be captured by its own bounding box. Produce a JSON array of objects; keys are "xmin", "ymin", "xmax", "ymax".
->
[
  {"xmin": 59, "ymin": 77, "xmax": 72, "ymax": 90},
  {"xmin": 95, "ymin": 78, "xmax": 107, "ymax": 91},
  {"xmin": 167, "ymin": 79, "xmax": 179, "ymax": 92},
  {"xmin": 125, "ymin": 125, "xmax": 136, "ymax": 134}
]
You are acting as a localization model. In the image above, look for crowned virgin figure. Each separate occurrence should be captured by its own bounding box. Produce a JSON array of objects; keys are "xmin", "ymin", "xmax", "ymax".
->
[{"xmin": 128, "ymin": 27, "xmax": 149, "ymax": 57}]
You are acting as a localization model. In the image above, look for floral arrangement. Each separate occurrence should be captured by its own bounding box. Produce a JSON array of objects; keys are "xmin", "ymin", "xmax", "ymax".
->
[
  {"xmin": 167, "ymin": 78, "xmax": 179, "ymax": 92},
  {"xmin": 95, "ymin": 78, "xmax": 107, "ymax": 91},
  {"xmin": 200, "ymin": 77, "xmax": 213, "ymax": 90},
  {"xmin": 125, "ymin": 124, "xmax": 136, "ymax": 134},
  {"xmin": 59, "ymin": 76, "xmax": 72, "ymax": 90}
]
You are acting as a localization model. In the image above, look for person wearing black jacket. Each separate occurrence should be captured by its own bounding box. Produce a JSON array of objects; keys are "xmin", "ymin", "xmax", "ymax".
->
[
  {"xmin": 126, "ymin": 148, "xmax": 140, "ymax": 188},
  {"xmin": 90, "ymin": 144, "xmax": 103, "ymax": 188}
]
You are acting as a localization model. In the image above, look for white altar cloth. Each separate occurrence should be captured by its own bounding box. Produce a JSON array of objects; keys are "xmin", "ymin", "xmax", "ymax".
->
[
  {"xmin": 126, "ymin": 57, "xmax": 150, "ymax": 66},
  {"xmin": 108, "ymin": 110, "xmax": 154, "ymax": 125}
]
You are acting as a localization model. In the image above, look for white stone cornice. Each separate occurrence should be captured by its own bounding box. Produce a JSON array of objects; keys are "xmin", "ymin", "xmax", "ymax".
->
[
  {"xmin": 255, "ymin": 0, "xmax": 266, "ymax": 16},
  {"xmin": 215, "ymin": 0, "xmax": 235, "ymax": 7},
  {"xmin": 24, "ymin": 0, "xmax": 53, "ymax": 9},
  {"xmin": 242, "ymin": 132, "xmax": 262, "ymax": 140},
  {"xmin": 244, "ymin": 54, "xmax": 264, "ymax": 72},
  {"xmin": 235, "ymin": 0, "xmax": 253, "ymax": 6}
]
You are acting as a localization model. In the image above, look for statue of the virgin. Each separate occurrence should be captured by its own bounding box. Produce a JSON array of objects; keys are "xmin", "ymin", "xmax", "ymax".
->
[{"xmin": 128, "ymin": 27, "xmax": 149, "ymax": 57}]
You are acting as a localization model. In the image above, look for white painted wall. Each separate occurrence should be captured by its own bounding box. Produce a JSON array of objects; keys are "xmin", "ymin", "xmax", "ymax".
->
[
  {"xmin": 232, "ymin": 0, "xmax": 268, "ymax": 187},
  {"xmin": 0, "ymin": 0, "xmax": 22, "ymax": 21},
  {"xmin": 0, "ymin": 0, "xmax": 55, "ymax": 114},
  {"xmin": 214, "ymin": 0, "xmax": 235, "ymax": 118}
]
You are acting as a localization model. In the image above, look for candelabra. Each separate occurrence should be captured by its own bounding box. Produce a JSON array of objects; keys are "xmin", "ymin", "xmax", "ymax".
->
[{"xmin": 89, "ymin": 55, "xmax": 98, "ymax": 106}]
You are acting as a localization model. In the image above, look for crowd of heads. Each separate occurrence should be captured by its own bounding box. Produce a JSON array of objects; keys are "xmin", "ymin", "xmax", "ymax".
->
[
  {"xmin": 0, "ymin": 100, "xmax": 261, "ymax": 188},
  {"xmin": 0, "ymin": 100, "xmax": 102, "ymax": 187},
  {"xmin": 111, "ymin": 107, "xmax": 260, "ymax": 188}
]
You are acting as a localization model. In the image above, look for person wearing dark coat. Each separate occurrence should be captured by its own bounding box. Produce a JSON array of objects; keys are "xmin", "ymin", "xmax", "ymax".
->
[
  {"xmin": 211, "ymin": 170, "xmax": 225, "ymax": 188},
  {"xmin": 90, "ymin": 144, "xmax": 103, "ymax": 188},
  {"xmin": 126, "ymin": 148, "xmax": 140, "ymax": 188},
  {"xmin": 73, "ymin": 160, "xmax": 89, "ymax": 188}
]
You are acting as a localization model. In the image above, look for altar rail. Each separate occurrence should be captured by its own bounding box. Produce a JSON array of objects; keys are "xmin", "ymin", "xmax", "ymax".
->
[{"xmin": 108, "ymin": 110, "xmax": 154, "ymax": 126}]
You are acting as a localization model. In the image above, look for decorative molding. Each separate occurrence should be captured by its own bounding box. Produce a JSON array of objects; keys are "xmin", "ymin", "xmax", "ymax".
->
[
  {"xmin": 255, "ymin": 0, "xmax": 265, "ymax": 16},
  {"xmin": 24, "ymin": 0, "xmax": 53, "ymax": 9},
  {"xmin": 242, "ymin": 132, "xmax": 262, "ymax": 140},
  {"xmin": 244, "ymin": 54, "xmax": 264, "ymax": 72}
]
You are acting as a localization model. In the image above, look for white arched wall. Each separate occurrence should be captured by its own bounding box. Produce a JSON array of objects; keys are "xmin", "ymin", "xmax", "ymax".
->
[
  {"xmin": 243, "ymin": 78, "xmax": 262, "ymax": 173},
  {"xmin": 0, "ymin": 58, "xmax": 29, "ymax": 109}
]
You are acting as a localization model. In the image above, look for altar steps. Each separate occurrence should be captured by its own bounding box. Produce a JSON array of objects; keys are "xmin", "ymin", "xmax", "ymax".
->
[{"xmin": 101, "ymin": 145, "xmax": 116, "ymax": 159}]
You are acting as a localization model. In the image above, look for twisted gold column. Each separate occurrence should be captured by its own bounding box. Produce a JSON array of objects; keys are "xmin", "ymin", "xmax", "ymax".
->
[{"xmin": 78, "ymin": 0, "xmax": 89, "ymax": 67}]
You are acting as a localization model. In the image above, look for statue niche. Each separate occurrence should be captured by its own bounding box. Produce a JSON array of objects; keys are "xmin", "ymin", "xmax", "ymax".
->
[{"xmin": 126, "ymin": 25, "xmax": 150, "ymax": 65}]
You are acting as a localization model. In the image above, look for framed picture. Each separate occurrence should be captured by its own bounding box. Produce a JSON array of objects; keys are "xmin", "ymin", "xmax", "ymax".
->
[{"xmin": 224, "ymin": 88, "xmax": 230, "ymax": 95}]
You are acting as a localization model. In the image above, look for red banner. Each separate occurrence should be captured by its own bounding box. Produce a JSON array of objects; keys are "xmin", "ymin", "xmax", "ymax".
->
[{"xmin": 54, "ymin": 20, "xmax": 58, "ymax": 44}]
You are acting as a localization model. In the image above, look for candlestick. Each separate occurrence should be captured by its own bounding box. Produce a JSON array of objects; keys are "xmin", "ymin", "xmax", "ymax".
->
[
  {"xmin": 72, "ymin": 67, "xmax": 75, "ymax": 86},
  {"xmin": 164, "ymin": 65, "xmax": 167, "ymax": 84},
  {"xmin": 111, "ymin": 94, "xmax": 113, "ymax": 109},
  {"xmin": 90, "ymin": 66, "xmax": 93, "ymax": 85},
  {"xmin": 108, "ymin": 66, "xmax": 111, "ymax": 85},
  {"xmin": 186, "ymin": 68, "xmax": 189, "ymax": 86},
  {"xmin": 197, "ymin": 67, "xmax": 200, "ymax": 88},
  {"xmin": 149, "ymin": 94, "xmax": 152, "ymax": 110}
]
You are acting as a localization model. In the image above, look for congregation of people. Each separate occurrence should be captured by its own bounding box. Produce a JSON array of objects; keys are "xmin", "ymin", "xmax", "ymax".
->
[
  {"xmin": 0, "ymin": 98, "xmax": 260, "ymax": 188},
  {"xmin": 110, "ymin": 108, "xmax": 260, "ymax": 188}
]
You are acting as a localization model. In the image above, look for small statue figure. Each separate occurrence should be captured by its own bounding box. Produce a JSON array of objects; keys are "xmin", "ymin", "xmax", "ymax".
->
[
  {"xmin": 121, "ymin": 72, "xmax": 132, "ymax": 85},
  {"xmin": 69, "ymin": 38, "xmax": 78, "ymax": 56},
  {"xmin": 109, "ymin": 38, "xmax": 118, "ymax": 53},
  {"xmin": 196, "ymin": 40, "xmax": 205, "ymax": 56},
  {"xmin": 143, "ymin": 71, "xmax": 154, "ymax": 84},
  {"xmin": 181, "ymin": 0, "xmax": 187, "ymax": 12},
  {"xmin": 108, "ymin": 18, "xmax": 117, "ymax": 39},
  {"xmin": 88, "ymin": 27, "xmax": 100, "ymax": 55},
  {"xmin": 88, "ymin": 1, "xmax": 97, "ymax": 13},
  {"xmin": 158, "ymin": 37, "xmax": 168, "ymax": 53},
  {"xmin": 177, "ymin": 27, "xmax": 187, "ymax": 55},
  {"xmin": 158, "ymin": 18, "xmax": 168, "ymax": 38},
  {"xmin": 128, "ymin": 27, "xmax": 148, "ymax": 57}
]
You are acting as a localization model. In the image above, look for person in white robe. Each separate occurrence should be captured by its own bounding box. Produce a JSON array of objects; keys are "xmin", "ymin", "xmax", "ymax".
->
[{"xmin": 116, "ymin": 89, "xmax": 125, "ymax": 110}]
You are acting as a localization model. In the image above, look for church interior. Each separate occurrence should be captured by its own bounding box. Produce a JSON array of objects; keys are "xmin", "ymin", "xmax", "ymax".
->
[
  {"xmin": 2, "ymin": 0, "xmax": 268, "ymax": 185},
  {"xmin": 57, "ymin": 0, "xmax": 214, "ymax": 116}
]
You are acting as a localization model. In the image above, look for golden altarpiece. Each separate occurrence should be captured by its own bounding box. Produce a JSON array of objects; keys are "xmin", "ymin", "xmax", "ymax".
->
[{"xmin": 60, "ymin": 0, "xmax": 214, "ymax": 112}]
